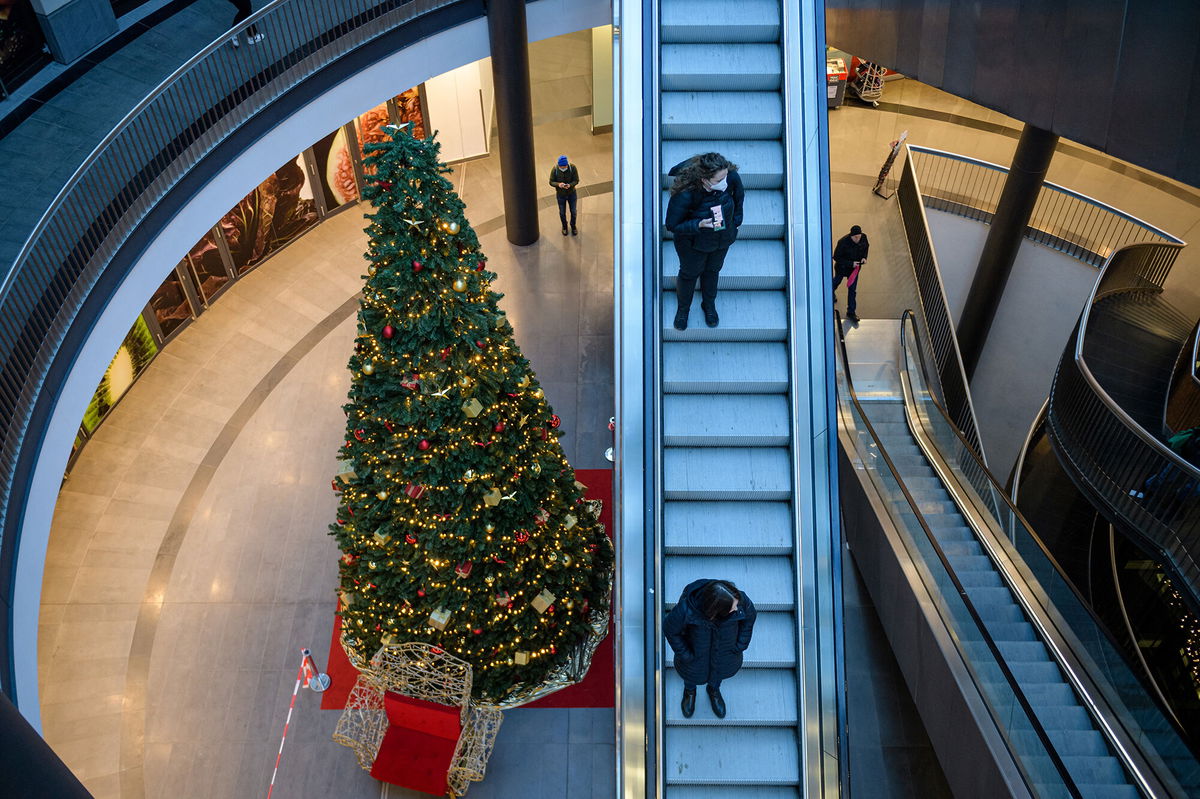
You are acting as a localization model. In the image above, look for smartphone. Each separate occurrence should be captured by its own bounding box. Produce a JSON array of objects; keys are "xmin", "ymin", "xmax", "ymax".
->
[{"xmin": 711, "ymin": 205, "xmax": 724, "ymax": 230}]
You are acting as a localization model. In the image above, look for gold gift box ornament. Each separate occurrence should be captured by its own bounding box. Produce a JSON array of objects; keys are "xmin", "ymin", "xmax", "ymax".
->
[
  {"xmin": 531, "ymin": 589, "xmax": 555, "ymax": 614},
  {"xmin": 462, "ymin": 398, "xmax": 484, "ymax": 418},
  {"xmin": 429, "ymin": 608, "xmax": 452, "ymax": 630}
]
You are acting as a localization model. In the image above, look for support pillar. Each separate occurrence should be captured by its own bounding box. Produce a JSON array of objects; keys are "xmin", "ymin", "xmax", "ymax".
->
[
  {"xmin": 31, "ymin": 0, "xmax": 116, "ymax": 65},
  {"xmin": 958, "ymin": 123, "xmax": 1058, "ymax": 379},
  {"xmin": 0, "ymin": 691, "xmax": 91, "ymax": 797},
  {"xmin": 486, "ymin": 0, "xmax": 539, "ymax": 245}
]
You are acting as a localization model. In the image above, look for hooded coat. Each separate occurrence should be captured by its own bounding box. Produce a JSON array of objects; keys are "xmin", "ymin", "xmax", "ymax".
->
[
  {"xmin": 664, "ymin": 578, "xmax": 757, "ymax": 686},
  {"xmin": 664, "ymin": 159, "xmax": 745, "ymax": 253}
]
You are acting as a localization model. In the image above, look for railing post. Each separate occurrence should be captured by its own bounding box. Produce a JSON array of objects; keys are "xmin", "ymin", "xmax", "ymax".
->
[{"xmin": 958, "ymin": 123, "xmax": 1059, "ymax": 378}]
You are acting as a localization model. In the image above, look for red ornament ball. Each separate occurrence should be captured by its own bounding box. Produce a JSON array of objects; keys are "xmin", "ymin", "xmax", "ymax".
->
[
  {"xmin": 382, "ymin": 325, "xmax": 395, "ymax": 339},
  {"xmin": 494, "ymin": 422, "xmax": 505, "ymax": 432},
  {"xmin": 549, "ymin": 414, "xmax": 562, "ymax": 429},
  {"xmin": 353, "ymin": 429, "xmax": 366, "ymax": 441},
  {"xmin": 412, "ymin": 259, "xmax": 423, "ymax": 272},
  {"xmin": 473, "ymin": 628, "xmax": 483, "ymax": 635},
  {"xmin": 418, "ymin": 439, "xmax": 431, "ymax": 451},
  {"xmin": 379, "ymin": 180, "xmax": 393, "ymax": 190},
  {"xmin": 476, "ymin": 340, "xmax": 485, "ymax": 348},
  {"xmin": 475, "ymin": 260, "xmax": 486, "ymax": 271},
  {"xmin": 417, "ymin": 588, "xmax": 425, "ymax": 597}
]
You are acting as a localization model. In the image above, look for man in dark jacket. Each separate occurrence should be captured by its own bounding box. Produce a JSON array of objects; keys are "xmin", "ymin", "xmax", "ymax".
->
[
  {"xmin": 832, "ymin": 224, "xmax": 869, "ymax": 322},
  {"xmin": 664, "ymin": 154, "xmax": 744, "ymax": 329},
  {"xmin": 664, "ymin": 578, "xmax": 756, "ymax": 719},
  {"xmin": 549, "ymin": 155, "xmax": 580, "ymax": 236}
]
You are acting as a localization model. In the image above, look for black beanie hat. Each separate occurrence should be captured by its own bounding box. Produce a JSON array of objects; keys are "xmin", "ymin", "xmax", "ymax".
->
[{"xmin": 850, "ymin": 225, "xmax": 862, "ymax": 235}]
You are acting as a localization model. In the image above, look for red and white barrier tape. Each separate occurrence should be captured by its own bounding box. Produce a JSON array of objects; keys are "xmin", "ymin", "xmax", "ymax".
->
[{"xmin": 265, "ymin": 660, "xmax": 304, "ymax": 799}]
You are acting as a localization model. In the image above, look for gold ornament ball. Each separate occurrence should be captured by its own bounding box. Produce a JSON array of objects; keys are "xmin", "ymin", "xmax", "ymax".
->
[
  {"xmin": 376, "ymin": 490, "xmax": 389, "ymax": 501},
  {"xmin": 485, "ymin": 575, "xmax": 495, "ymax": 584},
  {"xmin": 458, "ymin": 375, "xmax": 473, "ymax": 389},
  {"xmin": 484, "ymin": 522, "xmax": 495, "ymax": 534},
  {"xmin": 452, "ymin": 277, "xmax": 468, "ymax": 293},
  {"xmin": 367, "ymin": 264, "xmax": 377, "ymax": 276},
  {"xmin": 361, "ymin": 362, "xmax": 375, "ymax": 375},
  {"xmin": 464, "ymin": 469, "xmax": 477, "ymax": 482},
  {"xmin": 532, "ymin": 388, "xmax": 544, "ymax": 399},
  {"xmin": 517, "ymin": 375, "xmax": 531, "ymax": 389},
  {"xmin": 561, "ymin": 554, "xmax": 572, "ymax": 567},
  {"xmin": 548, "ymin": 551, "xmax": 559, "ymax": 562},
  {"xmin": 446, "ymin": 221, "xmax": 460, "ymax": 234}
]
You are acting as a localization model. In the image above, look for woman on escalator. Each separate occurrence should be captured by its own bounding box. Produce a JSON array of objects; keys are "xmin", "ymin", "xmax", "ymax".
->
[{"xmin": 665, "ymin": 579, "xmax": 757, "ymax": 719}]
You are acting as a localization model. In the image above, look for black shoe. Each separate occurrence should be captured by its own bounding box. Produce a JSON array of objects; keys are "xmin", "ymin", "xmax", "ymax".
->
[
  {"xmin": 845, "ymin": 311, "xmax": 860, "ymax": 323},
  {"xmin": 562, "ymin": 226, "xmax": 568, "ymax": 236},
  {"xmin": 702, "ymin": 305, "xmax": 719, "ymax": 328},
  {"xmin": 707, "ymin": 687, "xmax": 726, "ymax": 719},
  {"xmin": 681, "ymin": 689, "xmax": 696, "ymax": 718},
  {"xmin": 571, "ymin": 225, "xmax": 578, "ymax": 236},
  {"xmin": 673, "ymin": 312, "xmax": 688, "ymax": 331}
]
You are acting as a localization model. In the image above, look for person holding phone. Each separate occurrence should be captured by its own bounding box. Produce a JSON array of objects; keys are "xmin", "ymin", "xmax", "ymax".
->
[
  {"xmin": 832, "ymin": 224, "xmax": 869, "ymax": 323},
  {"xmin": 549, "ymin": 155, "xmax": 580, "ymax": 236},
  {"xmin": 664, "ymin": 153, "xmax": 744, "ymax": 330}
]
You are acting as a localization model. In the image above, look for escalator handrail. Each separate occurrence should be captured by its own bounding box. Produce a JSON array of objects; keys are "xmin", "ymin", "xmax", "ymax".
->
[
  {"xmin": 1007, "ymin": 398, "xmax": 1047, "ymax": 501},
  {"xmin": 901, "ymin": 308, "xmax": 1200, "ymax": 792},
  {"xmin": 836, "ymin": 311, "xmax": 1083, "ymax": 798}
]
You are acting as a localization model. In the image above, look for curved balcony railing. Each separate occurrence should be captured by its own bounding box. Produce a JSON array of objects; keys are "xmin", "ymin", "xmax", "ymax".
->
[
  {"xmin": 1047, "ymin": 241, "xmax": 1200, "ymax": 605},
  {"xmin": 1165, "ymin": 320, "xmax": 1200, "ymax": 433},
  {"xmin": 0, "ymin": 0, "xmax": 469, "ymax": 571},
  {"xmin": 908, "ymin": 144, "xmax": 1185, "ymax": 266}
]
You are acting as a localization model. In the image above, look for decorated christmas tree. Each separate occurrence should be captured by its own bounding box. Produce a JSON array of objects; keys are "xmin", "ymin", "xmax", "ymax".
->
[{"xmin": 331, "ymin": 126, "xmax": 613, "ymax": 704}]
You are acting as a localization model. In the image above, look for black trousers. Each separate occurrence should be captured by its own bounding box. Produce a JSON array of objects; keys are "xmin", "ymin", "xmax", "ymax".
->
[
  {"xmin": 557, "ymin": 193, "xmax": 577, "ymax": 227},
  {"xmin": 230, "ymin": 0, "xmax": 258, "ymax": 35},
  {"xmin": 832, "ymin": 264, "xmax": 858, "ymax": 315},
  {"xmin": 675, "ymin": 243, "xmax": 730, "ymax": 315}
]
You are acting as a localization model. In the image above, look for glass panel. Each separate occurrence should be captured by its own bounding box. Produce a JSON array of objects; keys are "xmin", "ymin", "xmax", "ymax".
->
[
  {"xmin": 80, "ymin": 316, "xmax": 160, "ymax": 434},
  {"xmin": 220, "ymin": 154, "xmax": 319, "ymax": 273},
  {"xmin": 835, "ymin": 337, "xmax": 1074, "ymax": 796},
  {"xmin": 900, "ymin": 315, "xmax": 1200, "ymax": 793},
  {"xmin": 186, "ymin": 230, "xmax": 229, "ymax": 303},
  {"xmin": 393, "ymin": 86, "xmax": 426, "ymax": 138},
  {"xmin": 149, "ymin": 267, "xmax": 193, "ymax": 339},
  {"xmin": 0, "ymin": 2, "xmax": 49, "ymax": 91}
]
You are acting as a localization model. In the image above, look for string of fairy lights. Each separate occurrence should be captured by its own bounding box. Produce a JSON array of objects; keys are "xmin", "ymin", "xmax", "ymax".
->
[{"xmin": 330, "ymin": 129, "xmax": 612, "ymax": 700}]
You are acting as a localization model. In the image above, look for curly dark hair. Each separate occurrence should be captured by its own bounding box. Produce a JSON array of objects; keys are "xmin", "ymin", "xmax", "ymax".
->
[{"xmin": 669, "ymin": 152, "xmax": 738, "ymax": 195}]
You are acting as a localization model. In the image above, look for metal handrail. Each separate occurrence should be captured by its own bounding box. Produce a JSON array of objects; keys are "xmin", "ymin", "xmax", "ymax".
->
[
  {"xmin": 0, "ymin": 0, "xmax": 463, "ymax": 553},
  {"xmin": 895, "ymin": 145, "xmax": 987, "ymax": 463},
  {"xmin": 1008, "ymin": 399, "xmax": 1047, "ymax": 500},
  {"xmin": 902, "ymin": 308, "xmax": 1200, "ymax": 795},
  {"xmin": 1048, "ymin": 241, "xmax": 1200, "ymax": 603},
  {"xmin": 906, "ymin": 144, "xmax": 1184, "ymax": 267},
  {"xmin": 835, "ymin": 310, "xmax": 1083, "ymax": 798}
]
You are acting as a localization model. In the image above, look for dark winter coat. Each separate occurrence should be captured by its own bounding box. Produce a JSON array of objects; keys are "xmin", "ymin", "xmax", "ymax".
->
[
  {"xmin": 549, "ymin": 164, "xmax": 579, "ymax": 197},
  {"xmin": 833, "ymin": 231, "xmax": 870, "ymax": 270},
  {"xmin": 664, "ymin": 578, "xmax": 757, "ymax": 685},
  {"xmin": 664, "ymin": 160, "xmax": 745, "ymax": 253}
]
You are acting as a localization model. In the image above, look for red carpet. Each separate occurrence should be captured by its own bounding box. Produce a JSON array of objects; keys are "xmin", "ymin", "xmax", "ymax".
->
[{"xmin": 322, "ymin": 468, "xmax": 614, "ymax": 710}]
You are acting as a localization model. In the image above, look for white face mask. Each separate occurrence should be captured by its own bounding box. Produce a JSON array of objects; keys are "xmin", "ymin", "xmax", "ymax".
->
[{"xmin": 706, "ymin": 177, "xmax": 728, "ymax": 192}]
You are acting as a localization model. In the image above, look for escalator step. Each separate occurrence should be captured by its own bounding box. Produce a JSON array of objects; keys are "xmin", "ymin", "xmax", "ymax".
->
[
  {"xmin": 1019, "ymin": 682, "xmax": 1078, "ymax": 705},
  {"xmin": 1061, "ymin": 756, "xmax": 1130, "ymax": 786},
  {"xmin": 661, "ymin": 140, "xmax": 786, "ymax": 189},
  {"xmin": 662, "ymin": 240, "xmax": 786, "ymax": 289},
  {"xmin": 665, "ymin": 501, "xmax": 792, "ymax": 553},
  {"xmin": 661, "ymin": 92, "xmax": 783, "ymax": 140},
  {"xmin": 1046, "ymin": 728, "xmax": 1109, "ymax": 757},
  {"xmin": 667, "ymin": 611, "xmax": 797, "ymax": 668},
  {"xmin": 664, "ymin": 342, "xmax": 788, "ymax": 393},
  {"xmin": 955, "ymin": 565, "xmax": 1005, "ymax": 588},
  {"xmin": 665, "ymin": 727, "xmax": 799, "ymax": 785},
  {"xmin": 983, "ymin": 621, "xmax": 1037, "ymax": 642},
  {"xmin": 661, "ymin": 291, "xmax": 787, "ymax": 342},
  {"xmin": 664, "ymin": 447, "xmax": 791, "ymax": 499},
  {"xmin": 666, "ymin": 788, "xmax": 799, "ymax": 799},
  {"xmin": 665, "ymin": 668, "xmax": 797, "ymax": 725},
  {"xmin": 661, "ymin": 0, "xmax": 781, "ymax": 43},
  {"xmin": 662, "ymin": 44, "xmax": 782, "ymax": 92},
  {"xmin": 662, "ymin": 189, "xmax": 785, "ymax": 238},
  {"xmin": 941, "ymin": 540, "xmax": 985, "ymax": 558},
  {"xmin": 666, "ymin": 556, "xmax": 794, "ymax": 611},
  {"xmin": 969, "ymin": 591, "xmax": 1025, "ymax": 621},
  {"xmin": 1034, "ymin": 704, "xmax": 1094, "ymax": 733},
  {"xmin": 1009, "ymin": 660, "xmax": 1063, "ymax": 684},
  {"xmin": 997, "ymin": 640, "xmax": 1051, "ymax": 664},
  {"xmin": 665, "ymin": 396, "xmax": 790, "ymax": 447}
]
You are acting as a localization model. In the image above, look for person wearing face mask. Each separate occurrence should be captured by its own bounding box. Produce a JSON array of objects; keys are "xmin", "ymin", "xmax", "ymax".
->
[
  {"xmin": 832, "ymin": 224, "xmax": 870, "ymax": 323},
  {"xmin": 549, "ymin": 155, "xmax": 580, "ymax": 236},
  {"xmin": 664, "ymin": 578, "xmax": 756, "ymax": 719},
  {"xmin": 664, "ymin": 153, "xmax": 744, "ymax": 329}
]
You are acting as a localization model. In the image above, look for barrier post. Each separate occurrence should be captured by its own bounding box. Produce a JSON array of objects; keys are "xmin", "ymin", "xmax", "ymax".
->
[{"xmin": 300, "ymin": 647, "xmax": 331, "ymax": 692}]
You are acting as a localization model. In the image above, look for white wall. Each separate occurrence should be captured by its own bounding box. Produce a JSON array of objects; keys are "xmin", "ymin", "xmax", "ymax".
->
[
  {"xmin": 424, "ymin": 60, "xmax": 492, "ymax": 162},
  {"xmin": 12, "ymin": 0, "xmax": 611, "ymax": 728},
  {"xmin": 927, "ymin": 209, "xmax": 1100, "ymax": 478}
]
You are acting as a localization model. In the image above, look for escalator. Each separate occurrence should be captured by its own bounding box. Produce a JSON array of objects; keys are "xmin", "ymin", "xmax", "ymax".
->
[
  {"xmin": 657, "ymin": 0, "xmax": 800, "ymax": 795},
  {"xmin": 837, "ymin": 311, "xmax": 1200, "ymax": 797}
]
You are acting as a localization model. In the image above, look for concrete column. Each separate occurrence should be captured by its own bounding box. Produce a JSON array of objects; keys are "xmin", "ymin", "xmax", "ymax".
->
[
  {"xmin": 30, "ymin": 0, "xmax": 117, "ymax": 65},
  {"xmin": 486, "ymin": 0, "xmax": 539, "ymax": 245},
  {"xmin": 959, "ymin": 123, "xmax": 1059, "ymax": 378}
]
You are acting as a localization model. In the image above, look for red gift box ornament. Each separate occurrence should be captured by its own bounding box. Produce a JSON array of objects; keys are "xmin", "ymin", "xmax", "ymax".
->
[
  {"xmin": 455, "ymin": 561, "xmax": 473, "ymax": 579},
  {"xmin": 534, "ymin": 507, "xmax": 549, "ymax": 526},
  {"xmin": 400, "ymin": 373, "xmax": 420, "ymax": 391},
  {"xmin": 405, "ymin": 483, "xmax": 427, "ymax": 499}
]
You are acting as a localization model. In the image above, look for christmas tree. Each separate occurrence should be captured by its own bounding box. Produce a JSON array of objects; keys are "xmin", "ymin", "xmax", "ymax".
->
[{"xmin": 331, "ymin": 126, "xmax": 613, "ymax": 704}]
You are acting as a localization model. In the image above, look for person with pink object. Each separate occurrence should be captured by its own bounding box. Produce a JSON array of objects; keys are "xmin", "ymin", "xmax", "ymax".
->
[{"xmin": 832, "ymin": 224, "xmax": 870, "ymax": 323}]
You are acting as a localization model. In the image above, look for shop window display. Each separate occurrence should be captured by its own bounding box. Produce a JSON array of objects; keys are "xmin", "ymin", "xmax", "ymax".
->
[
  {"xmin": 221, "ymin": 155, "xmax": 319, "ymax": 273},
  {"xmin": 185, "ymin": 228, "xmax": 232, "ymax": 303},
  {"xmin": 393, "ymin": 87, "xmax": 426, "ymax": 138},
  {"xmin": 80, "ymin": 316, "xmax": 159, "ymax": 434},
  {"xmin": 0, "ymin": 0, "xmax": 48, "ymax": 92},
  {"xmin": 149, "ymin": 266, "xmax": 194, "ymax": 339}
]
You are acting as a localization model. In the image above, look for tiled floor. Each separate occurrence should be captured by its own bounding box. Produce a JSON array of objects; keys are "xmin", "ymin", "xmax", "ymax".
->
[
  {"xmin": 40, "ymin": 30, "xmax": 614, "ymax": 799},
  {"xmin": 32, "ymin": 23, "xmax": 1200, "ymax": 799}
]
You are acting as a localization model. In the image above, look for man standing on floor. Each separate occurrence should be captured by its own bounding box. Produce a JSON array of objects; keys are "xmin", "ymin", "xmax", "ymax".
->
[
  {"xmin": 549, "ymin": 155, "xmax": 579, "ymax": 236},
  {"xmin": 832, "ymin": 224, "xmax": 869, "ymax": 323}
]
